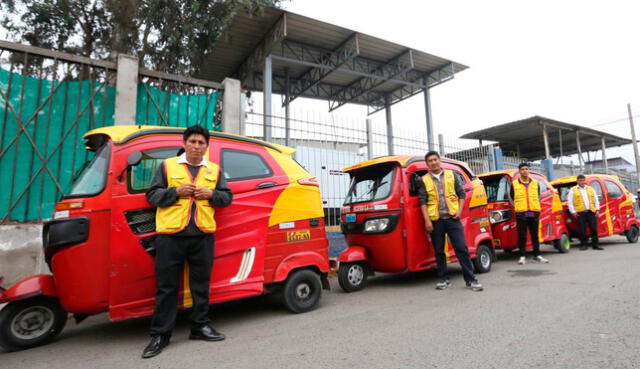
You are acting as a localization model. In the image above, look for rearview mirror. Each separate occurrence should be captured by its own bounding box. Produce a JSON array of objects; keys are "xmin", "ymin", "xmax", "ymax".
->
[{"xmin": 127, "ymin": 151, "xmax": 143, "ymax": 167}]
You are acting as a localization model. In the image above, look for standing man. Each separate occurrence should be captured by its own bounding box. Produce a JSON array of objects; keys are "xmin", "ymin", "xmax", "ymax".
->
[
  {"xmin": 418, "ymin": 151, "xmax": 483, "ymax": 292},
  {"xmin": 568, "ymin": 174, "xmax": 603, "ymax": 251},
  {"xmin": 511, "ymin": 163, "xmax": 549, "ymax": 265},
  {"xmin": 142, "ymin": 125, "xmax": 233, "ymax": 359}
]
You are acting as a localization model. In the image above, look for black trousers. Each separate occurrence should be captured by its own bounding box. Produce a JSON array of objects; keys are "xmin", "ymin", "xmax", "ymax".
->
[
  {"xmin": 577, "ymin": 211, "xmax": 599, "ymax": 248},
  {"xmin": 150, "ymin": 234, "xmax": 214, "ymax": 336},
  {"xmin": 431, "ymin": 218, "xmax": 476, "ymax": 283},
  {"xmin": 516, "ymin": 214, "xmax": 540, "ymax": 257}
]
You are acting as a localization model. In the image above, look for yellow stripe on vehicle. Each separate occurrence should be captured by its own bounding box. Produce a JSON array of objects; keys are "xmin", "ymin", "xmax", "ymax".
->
[
  {"xmin": 182, "ymin": 262, "xmax": 192, "ymax": 308},
  {"xmin": 468, "ymin": 180, "xmax": 488, "ymax": 208},
  {"xmin": 605, "ymin": 204, "xmax": 614, "ymax": 236},
  {"xmin": 266, "ymin": 148, "xmax": 324, "ymax": 227},
  {"xmin": 445, "ymin": 235, "xmax": 451, "ymax": 264}
]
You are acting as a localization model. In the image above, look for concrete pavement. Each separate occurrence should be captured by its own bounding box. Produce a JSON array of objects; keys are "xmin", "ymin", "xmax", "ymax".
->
[{"xmin": 2, "ymin": 236, "xmax": 639, "ymax": 369}]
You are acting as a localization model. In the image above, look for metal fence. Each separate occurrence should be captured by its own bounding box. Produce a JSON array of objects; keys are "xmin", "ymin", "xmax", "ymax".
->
[
  {"xmin": 0, "ymin": 41, "xmax": 222, "ymax": 222},
  {"xmin": 245, "ymin": 111, "xmax": 498, "ymax": 228}
]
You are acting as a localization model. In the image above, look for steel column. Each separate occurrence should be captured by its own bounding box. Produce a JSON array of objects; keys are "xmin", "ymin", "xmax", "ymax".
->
[
  {"xmin": 385, "ymin": 95, "xmax": 394, "ymax": 155},
  {"xmin": 576, "ymin": 130, "xmax": 584, "ymax": 170},
  {"xmin": 263, "ymin": 55, "xmax": 272, "ymax": 141},
  {"xmin": 284, "ymin": 67, "xmax": 291, "ymax": 146},
  {"xmin": 366, "ymin": 118, "xmax": 373, "ymax": 159},
  {"xmin": 423, "ymin": 77, "xmax": 434, "ymax": 151},
  {"xmin": 542, "ymin": 123, "xmax": 551, "ymax": 159},
  {"xmin": 601, "ymin": 137, "xmax": 608, "ymax": 173},
  {"xmin": 558, "ymin": 128, "xmax": 563, "ymax": 164}
]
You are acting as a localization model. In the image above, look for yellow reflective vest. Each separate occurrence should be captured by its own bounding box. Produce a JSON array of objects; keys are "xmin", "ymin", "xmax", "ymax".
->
[
  {"xmin": 572, "ymin": 185, "xmax": 597, "ymax": 213},
  {"xmin": 156, "ymin": 157, "xmax": 220, "ymax": 234},
  {"xmin": 512, "ymin": 178, "xmax": 541, "ymax": 212},
  {"xmin": 422, "ymin": 170, "xmax": 459, "ymax": 221}
]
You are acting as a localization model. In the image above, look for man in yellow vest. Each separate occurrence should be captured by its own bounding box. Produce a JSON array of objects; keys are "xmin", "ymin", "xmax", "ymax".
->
[
  {"xmin": 568, "ymin": 174, "xmax": 602, "ymax": 251},
  {"xmin": 418, "ymin": 151, "xmax": 483, "ymax": 292},
  {"xmin": 510, "ymin": 163, "xmax": 549, "ymax": 265},
  {"xmin": 142, "ymin": 125, "xmax": 233, "ymax": 359}
]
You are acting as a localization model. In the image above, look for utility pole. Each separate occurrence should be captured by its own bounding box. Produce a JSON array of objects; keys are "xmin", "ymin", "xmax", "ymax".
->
[{"xmin": 628, "ymin": 103, "xmax": 640, "ymax": 183}]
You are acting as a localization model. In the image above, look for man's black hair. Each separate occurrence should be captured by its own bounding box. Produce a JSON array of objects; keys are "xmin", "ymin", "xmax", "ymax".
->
[
  {"xmin": 577, "ymin": 174, "xmax": 586, "ymax": 180},
  {"xmin": 518, "ymin": 162, "xmax": 530, "ymax": 169},
  {"xmin": 183, "ymin": 125, "xmax": 210, "ymax": 143},
  {"xmin": 425, "ymin": 151, "xmax": 440, "ymax": 160}
]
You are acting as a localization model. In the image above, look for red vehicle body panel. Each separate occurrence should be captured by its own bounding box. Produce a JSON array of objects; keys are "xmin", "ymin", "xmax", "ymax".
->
[
  {"xmin": 552, "ymin": 176, "xmax": 639, "ymax": 239},
  {"xmin": 8, "ymin": 129, "xmax": 328, "ymax": 321},
  {"xmin": 340, "ymin": 159, "xmax": 493, "ymax": 275},
  {"xmin": 0, "ymin": 275, "xmax": 57, "ymax": 304},
  {"xmin": 481, "ymin": 171, "xmax": 567, "ymax": 251}
]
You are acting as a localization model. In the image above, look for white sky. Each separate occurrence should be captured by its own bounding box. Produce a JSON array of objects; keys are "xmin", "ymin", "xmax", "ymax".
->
[
  {"xmin": 282, "ymin": 0, "xmax": 640, "ymax": 163},
  {"xmin": 2, "ymin": 1, "xmax": 639, "ymax": 162}
]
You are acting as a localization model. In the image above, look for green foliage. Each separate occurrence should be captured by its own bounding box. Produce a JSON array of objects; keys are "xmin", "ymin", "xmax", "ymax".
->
[{"xmin": 1, "ymin": 0, "xmax": 284, "ymax": 75}]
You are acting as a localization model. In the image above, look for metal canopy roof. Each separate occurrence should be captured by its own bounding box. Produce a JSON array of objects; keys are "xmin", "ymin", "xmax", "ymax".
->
[
  {"xmin": 201, "ymin": 8, "xmax": 467, "ymax": 114},
  {"xmin": 460, "ymin": 116, "xmax": 632, "ymax": 160}
]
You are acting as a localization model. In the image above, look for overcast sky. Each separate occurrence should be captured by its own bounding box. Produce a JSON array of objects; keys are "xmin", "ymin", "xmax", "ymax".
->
[{"xmin": 282, "ymin": 0, "xmax": 640, "ymax": 162}]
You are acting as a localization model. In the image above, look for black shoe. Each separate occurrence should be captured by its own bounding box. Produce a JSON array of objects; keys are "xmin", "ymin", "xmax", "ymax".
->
[
  {"xmin": 189, "ymin": 325, "xmax": 226, "ymax": 342},
  {"xmin": 592, "ymin": 246, "xmax": 604, "ymax": 250},
  {"xmin": 579, "ymin": 245, "xmax": 588, "ymax": 251},
  {"xmin": 142, "ymin": 335, "xmax": 170, "ymax": 359}
]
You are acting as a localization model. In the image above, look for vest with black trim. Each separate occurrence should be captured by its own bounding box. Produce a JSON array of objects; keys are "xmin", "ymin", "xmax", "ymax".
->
[
  {"xmin": 422, "ymin": 169, "xmax": 459, "ymax": 221},
  {"xmin": 512, "ymin": 178, "xmax": 541, "ymax": 212},
  {"xmin": 572, "ymin": 185, "xmax": 597, "ymax": 213},
  {"xmin": 156, "ymin": 157, "xmax": 219, "ymax": 234}
]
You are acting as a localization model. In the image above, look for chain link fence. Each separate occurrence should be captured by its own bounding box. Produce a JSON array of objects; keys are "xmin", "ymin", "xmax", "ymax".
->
[{"xmin": 0, "ymin": 42, "xmax": 222, "ymax": 222}]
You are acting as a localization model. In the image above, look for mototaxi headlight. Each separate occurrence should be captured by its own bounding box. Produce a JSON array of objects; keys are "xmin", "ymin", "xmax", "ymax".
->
[{"xmin": 364, "ymin": 218, "xmax": 390, "ymax": 232}]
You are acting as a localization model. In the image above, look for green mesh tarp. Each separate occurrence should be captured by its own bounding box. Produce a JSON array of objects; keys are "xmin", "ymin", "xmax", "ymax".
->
[
  {"xmin": 136, "ymin": 84, "xmax": 222, "ymax": 130},
  {"xmin": 0, "ymin": 67, "xmax": 220, "ymax": 221}
]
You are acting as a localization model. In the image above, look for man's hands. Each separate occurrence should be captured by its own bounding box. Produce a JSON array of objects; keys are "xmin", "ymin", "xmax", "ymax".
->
[
  {"xmin": 570, "ymin": 211, "xmax": 577, "ymax": 217},
  {"xmin": 176, "ymin": 184, "xmax": 213, "ymax": 200},
  {"xmin": 424, "ymin": 219, "xmax": 434, "ymax": 233},
  {"xmin": 193, "ymin": 187, "xmax": 213, "ymax": 200},
  {"xmin": 176, "ymin": 183, "xmax": 195, "ymax": 197},
  {"xmin": 452, "ymin": 210, "xmax": 462, "ymax": 220}
]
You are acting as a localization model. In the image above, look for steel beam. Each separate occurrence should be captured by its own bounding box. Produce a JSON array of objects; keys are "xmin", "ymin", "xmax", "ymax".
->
[
  {"xmin": 367, "ymin": 63, "xmax": 454, "ymax": 114},
  {"xmin": 235, "ymin": 14, "xmax": 287, "ymax": 85},
  {"xmin": 287, "ymin": 34, "xmax": 360, "ymax": 104},
  {"xmin": 328, "ymin": 49, "xmax": 414, "ymax": 111}
]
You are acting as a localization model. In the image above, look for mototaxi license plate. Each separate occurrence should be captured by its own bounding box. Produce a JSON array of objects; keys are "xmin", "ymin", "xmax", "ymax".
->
[{"xmin": 345, "ymin": 213, "xmax": 356, "ymax": 223}]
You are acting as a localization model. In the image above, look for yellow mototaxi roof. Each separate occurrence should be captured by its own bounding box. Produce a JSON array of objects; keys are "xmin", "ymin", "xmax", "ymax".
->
[
  {"xmin": 83, "ymin": 125, "xmax": 294, "ymax": 155},
  {"xmin": 550, "ymin": 174, "xmax": 621, "ymax": 186},
  {"xmin": 478, "ymin": 169, "xmax": 546, "ymax": 179},
  {"xmin": 342, "ymin": 155, "xmax": 473, "ymax": 174}
]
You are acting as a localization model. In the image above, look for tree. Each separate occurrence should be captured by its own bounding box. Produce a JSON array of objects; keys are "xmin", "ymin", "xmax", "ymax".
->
[{"xmin": 0, "ymin": 0, "xmax": 284, "ymax": 75}]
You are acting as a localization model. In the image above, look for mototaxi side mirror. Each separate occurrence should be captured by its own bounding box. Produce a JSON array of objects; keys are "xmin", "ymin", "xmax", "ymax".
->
[
  {"xmin": 127, "ymin": 151, "xmax": 143, "ymax": 167},
  {"xmin": 118, "ymin": 151, "xmax": 143, "ymax": 182}
]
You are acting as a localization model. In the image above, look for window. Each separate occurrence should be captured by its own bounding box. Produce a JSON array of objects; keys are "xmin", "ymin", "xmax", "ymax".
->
[
  {"xmin": 605, "ymin": 180, "xmax": 623, "ymax": 199},
  {"xmin": 537, "ymin": 179, "xmax": 549, "ymax": 193},
  {"xmin": 128, "ymin": 147, "xmax": 181, "ymax": 193},
  {"xmin": 67, "ymin": 143, "xmax": 110, "ymax": 197},
  {"xmin": 484, "ymin": 176, "xmax": 511, "ymax": 202},
  {"xmin": 590, "ymin": 181, "xmax": 605, "ymax": 202},
  {"xmin": 344, "ymin": 164, "xmax": 395, "ymax": 204},
  {"xmin": 221, "ymin": 149, "xmax": 273, "ymax": 181}
]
